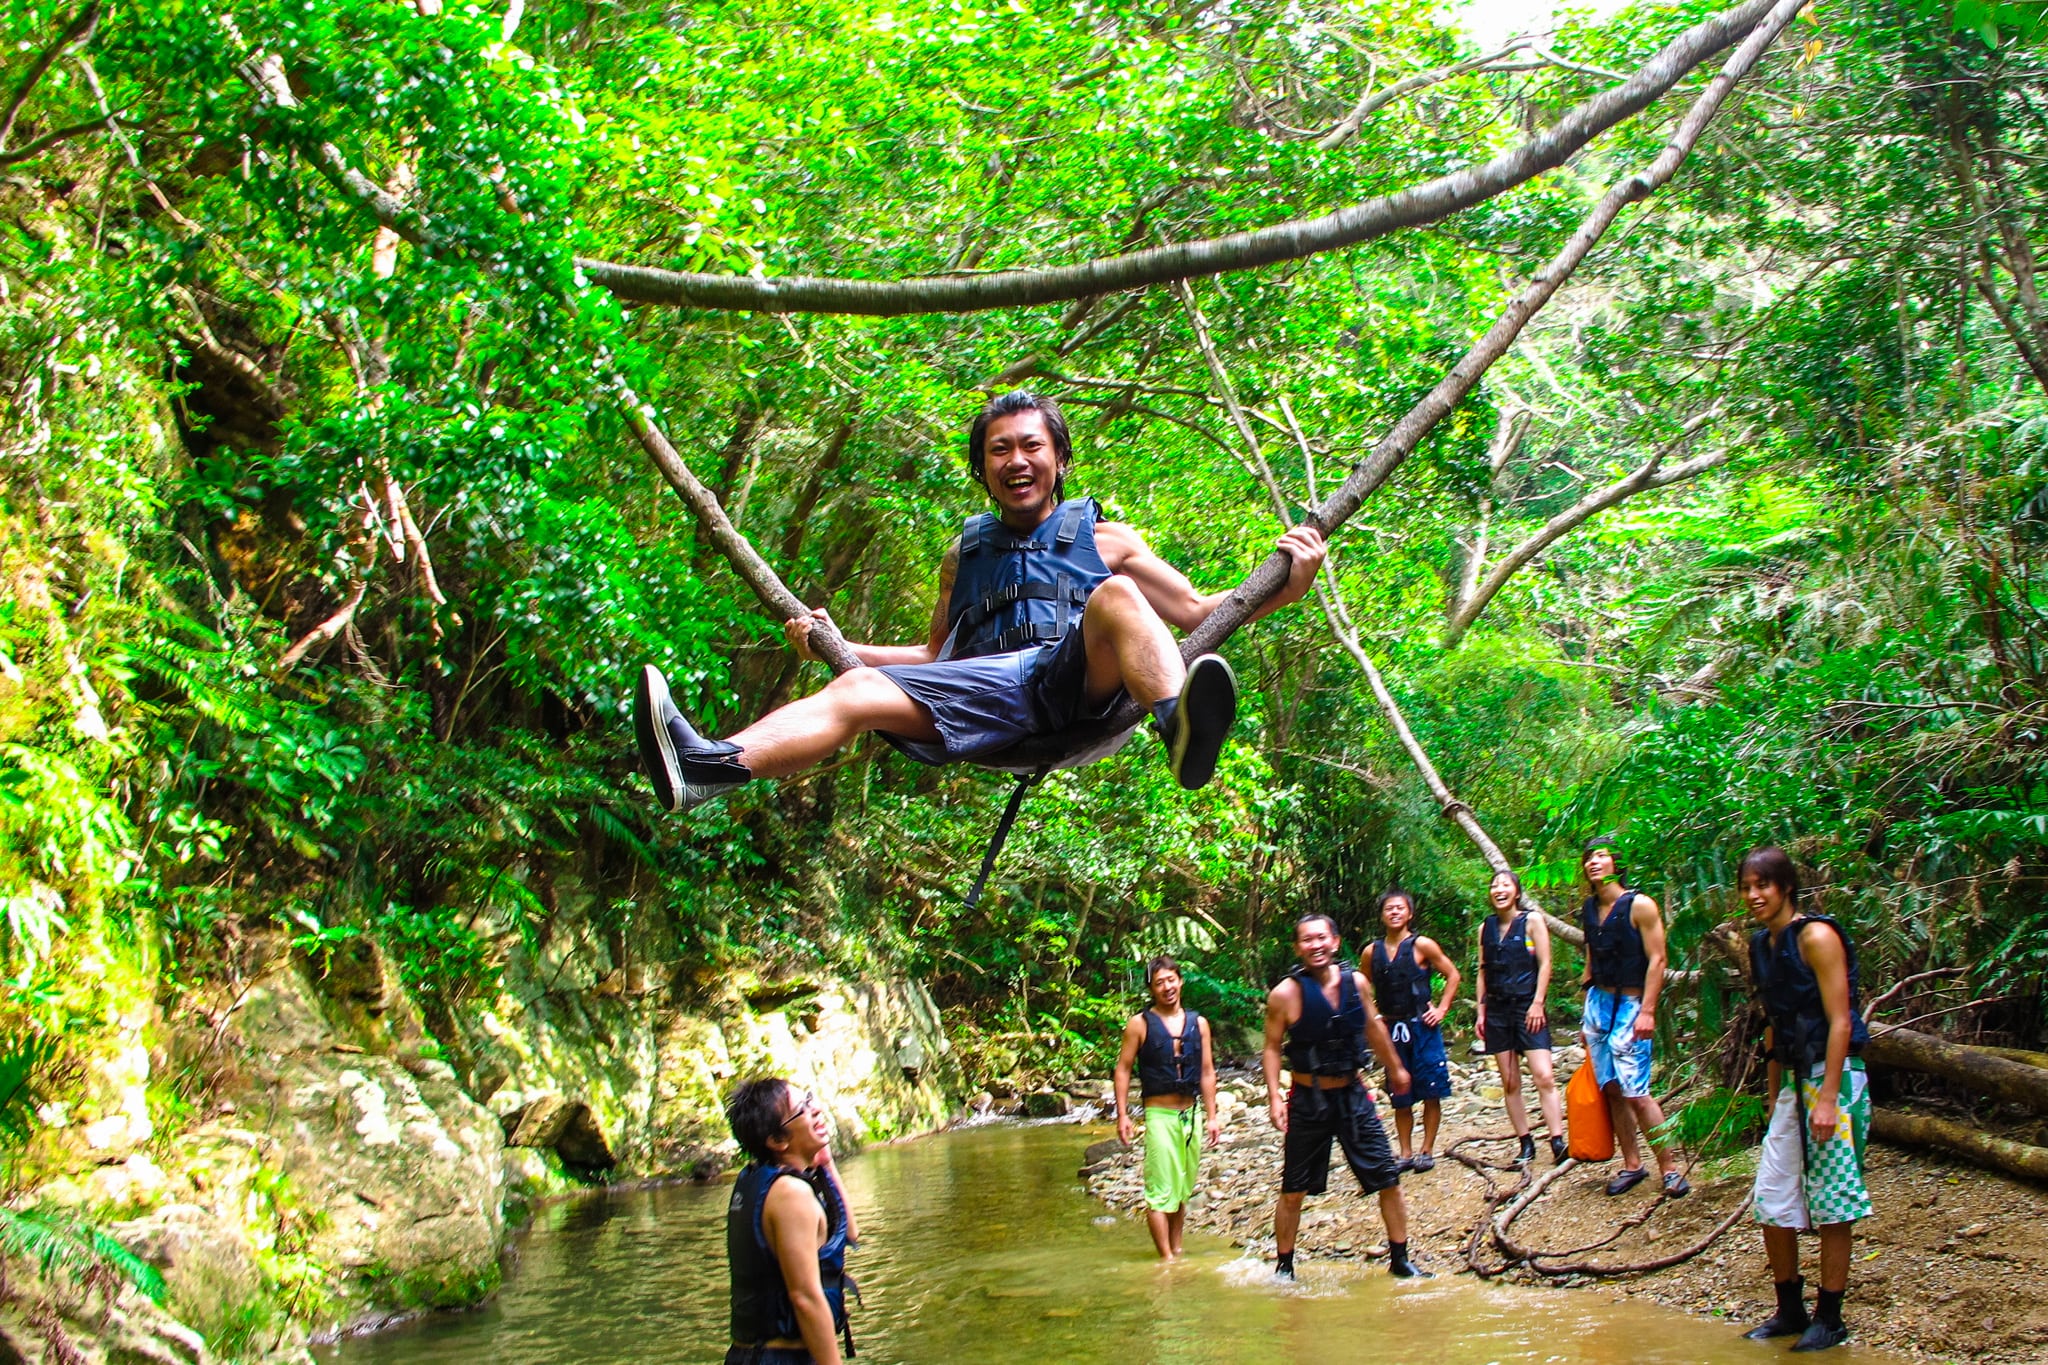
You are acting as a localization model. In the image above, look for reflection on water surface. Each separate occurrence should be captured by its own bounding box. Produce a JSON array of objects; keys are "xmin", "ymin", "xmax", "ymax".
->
[{"xmin": 320, "ymin": 1121, "xmax": 1900, "ymax": 1364}]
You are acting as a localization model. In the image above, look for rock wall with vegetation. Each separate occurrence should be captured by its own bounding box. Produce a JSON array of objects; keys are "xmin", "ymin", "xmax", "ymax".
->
[{"xmin": 2, "ymin": 0, "xmax": 2047, "ymax": 1358}]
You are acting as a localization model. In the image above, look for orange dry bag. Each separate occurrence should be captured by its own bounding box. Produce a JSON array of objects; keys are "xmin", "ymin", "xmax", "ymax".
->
[{"xmin": 1566, "ymin": 1060, "xmax": 1615, "ymax": 1162}]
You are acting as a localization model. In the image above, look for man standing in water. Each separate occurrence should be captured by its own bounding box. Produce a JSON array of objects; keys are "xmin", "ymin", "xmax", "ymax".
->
[
  {"xmin": 1367, "ymin": 889, "xmax": 1460, "ymax": 1173},
  {"xmin": 1263, "ymin": 913, "xmax": 1429, "ymax": 1279},
  {"xmin": 1475, "ymin": 869, "xmax": 1566, "ymax": 1165},
  {"xmin": 1740, "ymin": 846, "xmax": 1871, "ymax": 1353},
  {"xmin": 1578, "ymin": 835, "xmax": 1689, "ymax": 1196},
  {"xmin": 1112, "ymin": 955, "xmax": 1221, "ymax": 1260},
  {"xmin": 724, "ymin": 1078, "xmax": 857, "ymax": 1365},
  {"xmin": 636, "ymin": 391, "xmax": 1326, "ymax": 812}
]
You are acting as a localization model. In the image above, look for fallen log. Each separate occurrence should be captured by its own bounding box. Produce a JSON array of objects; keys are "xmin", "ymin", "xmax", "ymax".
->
[
  {"xmin": 1973, "ymin": 1044, "xmax": 2048, "ymax": 1072},
  {"xmin": 1872, "ymin": 1109, "xmax": 2048, "ymax": 1183},
  {"xmin": 1864, "ymin": 1026, "xmax": 2048, "ymax": 1116}
]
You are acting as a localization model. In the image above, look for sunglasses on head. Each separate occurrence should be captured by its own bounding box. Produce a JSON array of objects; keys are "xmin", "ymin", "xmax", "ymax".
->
[{"xmin": 780, "ymin": 1090, "xmax": 818, "ymax": 1130}]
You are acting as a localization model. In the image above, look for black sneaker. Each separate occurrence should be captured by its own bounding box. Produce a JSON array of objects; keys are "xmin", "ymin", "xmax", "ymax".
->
[
  {"xmin": 1743, "ymin": 1311, "xmax": 1811, "ymax": 1341},
  {"xmin": 634, "ymin": 665, "xmax": 748, "ymax": 813},
  {"xmin": 1159, "ymin": 654, "xmax": 1237, "ymax": 790},
  {"xmin": 1549, "ymin": 1136, "xmax": 1569, "ymax": 1165},
  {"xmin": 1791, "ymin": 1320, "xmax": 1849, "ymax": 1352},
  {"xmin": 1604, "ymin": 1166, "xmax": 1649, "ymax": 1196}
]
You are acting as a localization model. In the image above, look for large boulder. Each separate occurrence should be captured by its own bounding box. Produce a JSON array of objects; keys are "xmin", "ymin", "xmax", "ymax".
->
[{"xmin": 218, "ymin": 955, "xmax": 507, "ymax": 1320}]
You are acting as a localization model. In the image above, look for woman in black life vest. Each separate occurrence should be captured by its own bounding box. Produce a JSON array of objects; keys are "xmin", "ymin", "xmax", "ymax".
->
[
  {"xmin": 1474, "ymin": 869, "xmax": 1566, "ymax": 1165},
  {"xmin": 723, "ymin": 1078, "xmax": 859, "ymax": 1365},
  {"xmin": 1739, "ymin": 846, "xmax": 1872, "ymax": 1353},
  {"xmin": 1111, "ymin": 955, "xmax": 1219, "ymax": 1260}
]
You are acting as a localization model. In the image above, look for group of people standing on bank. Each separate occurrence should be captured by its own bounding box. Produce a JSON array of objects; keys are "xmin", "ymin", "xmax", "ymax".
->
[{"xmin": 716, "ymin": 836, "xmax": 1873, "ymax": 1362}]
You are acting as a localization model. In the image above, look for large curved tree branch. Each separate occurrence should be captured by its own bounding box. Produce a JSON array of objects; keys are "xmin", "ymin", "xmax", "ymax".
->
[
  {"xmin": 1442, "ymin": 409, "xmax": 1732, "ymax": 649},
  {"xmin": 575, "ymin": 0, "xmax": 1777, "ymax": 316}
]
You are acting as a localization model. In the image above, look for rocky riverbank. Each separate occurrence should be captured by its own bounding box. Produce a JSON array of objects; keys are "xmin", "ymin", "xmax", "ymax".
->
[
  {"xmin": 1083, "ymin": 1052, "xmax": 2048, "ymax": 1364},
  {"xmin": 30, "ymin": 920, "xmax": 967, "ymax": 1363}
]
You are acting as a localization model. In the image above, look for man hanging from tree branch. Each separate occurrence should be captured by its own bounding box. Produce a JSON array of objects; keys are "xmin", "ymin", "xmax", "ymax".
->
[{"xmin": 634, "ymin": 390, "xmax": 1327, "ymax": 813}]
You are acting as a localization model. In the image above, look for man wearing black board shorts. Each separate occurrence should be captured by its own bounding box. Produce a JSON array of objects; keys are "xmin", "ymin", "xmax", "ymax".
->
[{"xmin": 1262, "ymin": 912, "xmax": 1429, "ymax": 1280}]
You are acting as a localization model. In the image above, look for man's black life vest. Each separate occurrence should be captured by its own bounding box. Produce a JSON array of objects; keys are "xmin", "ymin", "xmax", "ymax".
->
[
  {"xmin": 1284, "ymin": 964, "xmax": 1367, "ymax": 1076},
  {"xmin": 940, "ymin": 498, "xmax": 1113, "ymax": 661},
  {"xmin": 728, "ymin": 1163, "xmax": 855, "ymax": 1354},
  {"xmin": 1750, "ymin": 915, "xmax": 1870, "ymax": 1075},
  {"xmin": 1368, "ymin": 935, "xmax": 1431, "ymax": 1025},
  {"xmin": 1138, "ymin": 1009, "xmax": 1203, "ymax": 1099},
  {"xmin": 1481, "ymin": 911, "xmax": 1539, "ymax": 1003},
  {"xmin": 1581, "ymin": 891, "xmax": 1650, "ymax": 991}
]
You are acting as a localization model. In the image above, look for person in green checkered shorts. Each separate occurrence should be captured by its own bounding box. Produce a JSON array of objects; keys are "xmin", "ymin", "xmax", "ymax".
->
[
  {"xmin": 1111, "ymin": 956, "xmax": 1220, "ymax": 1260},
  {"xmin": 1739, "ymin": 846, "xmax": 1874, "ymax": 1354}
]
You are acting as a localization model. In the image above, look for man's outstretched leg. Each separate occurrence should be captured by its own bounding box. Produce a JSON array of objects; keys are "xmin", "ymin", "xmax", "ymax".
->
[
  {"xmin": 637, "ymin": 664, "xmax": 938, "ymax": 813},
  {"xmin": 1079, "ymin": 576, "xmax": 1236, "ymax": 790}
]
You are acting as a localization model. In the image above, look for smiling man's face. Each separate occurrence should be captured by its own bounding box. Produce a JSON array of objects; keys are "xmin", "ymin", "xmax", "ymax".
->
[{"xmin": 980, "ymin": 409, "xmax": 1066, "ymax": 526}]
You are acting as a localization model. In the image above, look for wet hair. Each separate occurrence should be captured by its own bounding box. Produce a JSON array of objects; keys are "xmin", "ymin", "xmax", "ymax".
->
[
  {"xmin": 1738, "ymin": 846, "xmax": 1801, "ymax": 904},
  {"xmin": 1294, "ymin": 911, "xmax": 1340, "ymax": 939},
  {"xmin": 1377, "ymin": 887, "xmax": 1415, "ymax": 921},
  {"xmin": 967, "ymin": 391, "xmax": 1073, "ymax": 499},
  {"xmin": 725, "ymin": 1077, "xmax": 793, "ymax": 1164},
  {"xmin": 1489, "ymin": 868, "xmax": 1525, "ymax": 907},
  {"xmin": 1146, "ymin": 955, "xmax": 1182, "ymax": 986},
  {"xmin": 1580, "ymin": 834, "xmax": 1628, "ymax": 891}
]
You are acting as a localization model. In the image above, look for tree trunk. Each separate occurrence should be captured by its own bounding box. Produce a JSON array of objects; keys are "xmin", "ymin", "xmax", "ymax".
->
[
  {"xmin": 1872, "ymin": 1109, "xmax": 2048, "ymax": 1183},
  {"xmin": 1865, "ymin": 1027, "xmax": 2048, "ymax": 1115}
]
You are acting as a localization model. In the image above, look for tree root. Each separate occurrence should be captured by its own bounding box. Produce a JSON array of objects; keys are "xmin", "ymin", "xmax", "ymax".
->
[{"xmin": 1450, "ymin": 1130, "xmax": 1747, "ymax": 1278}]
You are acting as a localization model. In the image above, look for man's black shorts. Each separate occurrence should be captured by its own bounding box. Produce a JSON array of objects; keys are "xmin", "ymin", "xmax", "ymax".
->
[
  {"xmin": 1482, "ymin": 997, "xmax": 1554, "ymax": 1055},
  {"xmin": 724, "ymin": 1348, "xmax": 813, "ymax": 1365},
  {"xmin": 1280, "ymin": 1079, "xmax": 1402, "ymax": 1196}
]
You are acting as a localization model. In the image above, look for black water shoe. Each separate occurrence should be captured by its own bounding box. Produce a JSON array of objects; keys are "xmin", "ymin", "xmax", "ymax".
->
[
  {"xmin": 635, "ymin": 665, "xmax": 750, "ymax": 813},
  {"xmin": 1409, "ymin": 1152, "xmax": 1435, "ymax": 1172},
  {"xmin": 1549, "ymin": 1136, "xmax": 1569, "ymax": 1165},
  {"xmin": 1790, "ymin": 1321, "xmax": 1849, "ymax": 1352},
  {"xmin": 1387, "ymin": 1256, "xmax": 1433, "ymax": 1279},
  {"xmin": 1744, "ymin": 1312, "xmax": 1811, "ymax": 1341},
  {"xmin": 1746, "ymin": 1276, "xmax": 1809, "ymax": 1340},
  {"xmin": 1662, "ymin": 1170, "xmax": 1691, "ymax": 1198},
  {"xmin": 1516, "ymin": 1134, "xmax": 1537, "ymax": 1165},
  {"xmin": 1604, "ymin": 1166, "xmax": 1648, "ymax": 1196},
  {"xmin": 1156, "ymin": 653, "xmax": 1237, "ymax": 790}
]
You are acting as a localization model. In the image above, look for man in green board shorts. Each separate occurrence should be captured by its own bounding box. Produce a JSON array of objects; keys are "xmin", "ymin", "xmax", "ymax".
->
[{"xmin": 1113, "ymin": 955, "xmax": 1220, "ymax": 1260}]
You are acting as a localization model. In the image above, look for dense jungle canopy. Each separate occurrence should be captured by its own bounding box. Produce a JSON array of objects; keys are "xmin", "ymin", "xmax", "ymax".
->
[{"xmin": 4, "ymin": 0, "xmax": 2048, "ymax": 1138}]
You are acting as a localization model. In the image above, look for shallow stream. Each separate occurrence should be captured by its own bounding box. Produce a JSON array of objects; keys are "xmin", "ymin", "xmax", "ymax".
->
[{"xmin": 320, "ymin": 1119, "xmax": 1898, "ymax": 1363}]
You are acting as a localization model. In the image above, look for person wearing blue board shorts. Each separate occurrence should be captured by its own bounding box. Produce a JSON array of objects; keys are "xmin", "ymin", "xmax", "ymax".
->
[
  {"xmin": 1739, "ymin": 846, "xmax": 1872, "ymax": 1353},
  {"xmin": 633, "ymin": 391, "xmax": 1328, "ymax": 815},
  {"xmin": 1112, "ymin": 955, "xmax": 1220, "ymax": 1261},
  {"xmin": 1368, "ymin": 888, "xmax": 1460, "ymax": 1174},
  {"xmin": 1578, "ymin": 834, "xmax": 1688, "ymax": 1197}
]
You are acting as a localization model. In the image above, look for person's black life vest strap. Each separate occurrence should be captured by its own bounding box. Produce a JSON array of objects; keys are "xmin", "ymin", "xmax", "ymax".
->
[
  {"xmin": 1283, "ymin": 964, "xmax": 1367, "ymax": 1076},
  {"xmin": 1137, "ymin": 1009, "xmax": 1204, "ymax": 1099},
  {"xmin": 1369, "ymin": 935, "xmax": 1430, "ymax": 1026},
  {"xmin": 1481, "ymin": 911, "xmax": 1538, "ymax": 1003},
  {"xmin": 1750, "ymin": 914, "xmax": 1870, "ymax": 1076},
  {"xmin": 728, "ymin": 1163, "xmax": 858, "ymax": 1357},
  {"xmin": 941, "ymin": 498, "xmax": 1113, "ymax": 661},
  {"xmin": 1581, "ymin": 890, "xmax": 1650, "ymax": 990}
]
